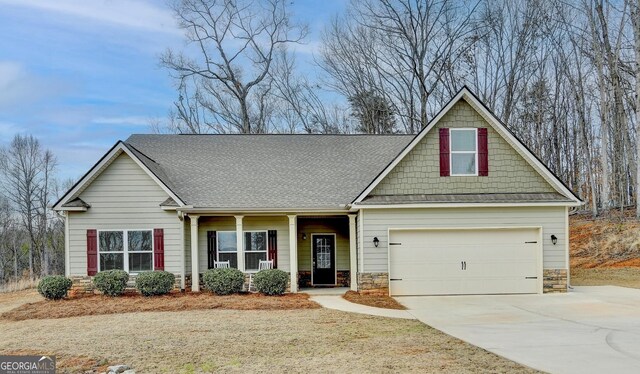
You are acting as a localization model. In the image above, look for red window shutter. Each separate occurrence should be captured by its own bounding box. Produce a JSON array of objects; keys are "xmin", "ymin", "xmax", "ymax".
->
[
  {"xmin": 268, "ymin": 230, "xmax": 278, "ymax": 268},
  {"xmin": 207, "ymin": 231, "xmax": 217, "ymax": 269},
  {"xmin": 439, "ymin": 128, "xmax": 450, "ymax": 177},
  {"xmin": 478, "ymin": 128, "xmax": 488, "ymax": 176},
  {"xmin": 87, "ymin": 229, "xmax": 98, "ymax": 276},
  {"xmin": 153, "ymin": 228, "xmax": 164, "ymax": 270}
]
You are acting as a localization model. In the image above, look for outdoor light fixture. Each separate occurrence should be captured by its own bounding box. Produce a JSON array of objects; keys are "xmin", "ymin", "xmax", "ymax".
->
[
  {"xmin": 373, "ymin": 237, "xmax": 380, "ymax": 247},
  {"xmin": 302, "ymin": 233, "xmax": 307, "ymax": 240},
  {"xmin": 551, "ymin": 235, "xmax": 558, "ymax": 245}
]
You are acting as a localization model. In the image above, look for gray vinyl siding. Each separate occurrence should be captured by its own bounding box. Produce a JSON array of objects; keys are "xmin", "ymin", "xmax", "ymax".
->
[
  {"xmin": 184, "ymin": 219, "xmax": 191, "ymax": 275},
  {"xmin": 67, "ymin": 153, "xmax": 182, "ymax": 276},
  {"xmin": 297, "ymin": 217, "xmax": 350, "ymax": 271},
  {"xmin": 361, "ymin": 206, "xmax": 567, "ymax": 272},
  {"xmin": 196, "ymin": 216, "xmax": 290, "ymax": 273}
]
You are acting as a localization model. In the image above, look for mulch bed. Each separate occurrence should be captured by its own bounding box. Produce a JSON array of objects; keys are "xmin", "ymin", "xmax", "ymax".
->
[
  {"xmin": 1, "ymin": 292, "xmax": 319, "ymax": 321},
  {"xmin": 343, "ymin": 291, "xmax": 406, "ymax": 310}
]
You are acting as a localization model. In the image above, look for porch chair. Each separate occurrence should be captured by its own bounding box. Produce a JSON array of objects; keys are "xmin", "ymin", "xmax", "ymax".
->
[
  {"xmin": 213, "ymin": 261, "xmax": 230, "ymax": 268},
  {"xmin": 247, "ymin": 260, "xmax": 274, "ymax": 292}
]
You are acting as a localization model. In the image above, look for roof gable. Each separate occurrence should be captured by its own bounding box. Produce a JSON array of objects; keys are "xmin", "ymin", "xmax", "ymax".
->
[
  {"xmin": 53, "ymin": 142, "xmax": 184, "ymax": 211},
  {"xmin": 353, "ymin": 87, "xmax": 582, "ymax": 205}
]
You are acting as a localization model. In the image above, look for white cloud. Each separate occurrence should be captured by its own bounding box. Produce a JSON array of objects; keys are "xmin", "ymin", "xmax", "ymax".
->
[
  {"xmin": 0, "ymin": 61, "xmax": 65, "ymax": 109},
  {"xmin": 92, "ymin": 116, "xmax": 152, "ymax": 127},
  {"xmin": 0, "ymin": 0, "xmax": 180, "ymax": 35}
]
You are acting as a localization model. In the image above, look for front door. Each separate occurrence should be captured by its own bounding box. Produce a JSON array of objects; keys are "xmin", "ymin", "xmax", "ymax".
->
[{"xmin": 312, "ymin": 234, "xmax": 336, "ymax": 285}]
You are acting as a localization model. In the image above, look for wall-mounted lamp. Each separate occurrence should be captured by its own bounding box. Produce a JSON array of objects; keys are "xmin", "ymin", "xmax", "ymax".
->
[
  {"xmin": 373, "ymin": 237, "xmax": 380, "ymax": 247},
  {"xmin": 302, "ymin": 233, "xmax": 307, "ymax": 240},
  {"xmin": 551, "ymin": 235, "xmax": 557, "ymax": 245}
]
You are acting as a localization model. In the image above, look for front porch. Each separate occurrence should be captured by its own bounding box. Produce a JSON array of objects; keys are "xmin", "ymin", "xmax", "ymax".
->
[{"xmin": 185, "ymin": 213, "xmax": 357, "ymax": 293}]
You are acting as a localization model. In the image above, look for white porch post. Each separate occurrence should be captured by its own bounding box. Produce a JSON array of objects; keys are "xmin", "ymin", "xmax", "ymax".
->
[
  {"xmin": 235, "ymin": 216, "xmax": 244, "ymax": 271},
  {"xmin": 63, "ymin": 212, "xmax": 70, "ymax": 277},
  {"xmin": 190, "ymin": 215, "xmax": 200, "ymax": 292},
  {"xmin": 180, "ymin": 214, "xmax": 186, "ymax": 290},
  {"xmin": 348, "ymin": 214, "xmax": 357, "ymax": 291},
  {"xmin": 288, "ymin": 215, "xmax": 298, "ymax": 293}
]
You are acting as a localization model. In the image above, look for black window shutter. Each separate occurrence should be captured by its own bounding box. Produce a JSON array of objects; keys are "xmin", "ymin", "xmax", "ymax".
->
[
  {"xmin": 268, "ymin": 230, "xmax": 278, "ymax": 269},
  {"xmin": 207, "ymin": 231, "xmax": 217, "ymax": 269}
]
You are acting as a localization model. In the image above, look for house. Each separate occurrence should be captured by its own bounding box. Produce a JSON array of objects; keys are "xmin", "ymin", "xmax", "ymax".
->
[{"xmin": 52, "ymin": 87, "xmax": 582, "ymax": 296}]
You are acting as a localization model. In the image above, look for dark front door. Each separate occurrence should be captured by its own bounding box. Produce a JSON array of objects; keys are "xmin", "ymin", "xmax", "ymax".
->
[{"xmin": 312, "ymin": 234, "xmax": 336, "ymax": 285}]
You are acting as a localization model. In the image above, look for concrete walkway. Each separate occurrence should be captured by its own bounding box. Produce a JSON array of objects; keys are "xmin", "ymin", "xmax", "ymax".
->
[
  {"xmin": 309, "ymin": 295, "xmax": 416, "ymax": 319},
  {"xmin": 397, "ymin": 286, "xmax": 640, "ymax": 374}
]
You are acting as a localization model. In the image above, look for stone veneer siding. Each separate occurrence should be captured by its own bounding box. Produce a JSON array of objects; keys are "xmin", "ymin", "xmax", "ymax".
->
[
  {"xmin": 371, "ymin": 99, "xmax": 557, "ymax": 195},
  {"xmin": 357, "ymin": 272, "xmax": 389, "ymax": 294},
  {"xmin": 543, "ymin": 269, "xmax": 568, "ymax": 293},
  {"xmin": 70, "ymin": 274, "xmax": 185, "ymax": 295}
]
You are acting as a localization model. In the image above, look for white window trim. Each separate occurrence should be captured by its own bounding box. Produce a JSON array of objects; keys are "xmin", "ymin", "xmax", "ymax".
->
[
  {"xmin": 450, "ymin": 128, "xmax": 478, "ymax": 176},
  {"xmin": 97, "ymin": 229, "xmax": 154, "ymax": 274},
  {"xmin": 216, "ymin": 230, "xmax": 268, "ymax": 272},
  {"xmin": 243, "ymin": 230, "xmax": 268, "ymax": 272}
]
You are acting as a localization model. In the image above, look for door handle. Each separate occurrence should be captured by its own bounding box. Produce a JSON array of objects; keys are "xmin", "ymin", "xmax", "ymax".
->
[{"xmin": 461, "ymin": 261, "xmax": 467, "ymax": 270}]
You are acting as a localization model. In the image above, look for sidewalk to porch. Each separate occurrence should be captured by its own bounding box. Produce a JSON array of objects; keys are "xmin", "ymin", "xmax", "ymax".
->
[
  {"xmin": 308, "ymin": 294, "xmax": 416, "ymax": 319},
  {"xmin": 300, "ymin": 287, "xmax": 350, "ymax": 296}
]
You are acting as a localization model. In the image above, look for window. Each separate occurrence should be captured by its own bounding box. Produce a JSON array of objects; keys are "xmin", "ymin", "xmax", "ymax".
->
[
  {"xmin": 99, "ymin": 230, "xmax": 153, "ymax": 272},
  {"xmin": 217, "ymin": 231, "xmax": 238, "ymax": 268},
  {"xmin": 244, "ymin": 231, "xmax": 267, "ymax": 271},
  {"xmin": 128, "ymin": 230, "xmax": 153, "ymax": 272},
  {"xmin": 450, "ymin": 128, "xmax": 477, "ymax": 175},
  {"xmin": 215, "ymin": 230, "xmax": 268, "ymax": 271}
]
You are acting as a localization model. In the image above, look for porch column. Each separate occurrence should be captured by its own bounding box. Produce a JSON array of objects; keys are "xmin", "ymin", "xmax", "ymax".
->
[
  {"xmin": 63, "ymin": 212, "xmax": 70, "ymax": 277},
  {"xmin": 190, "ymin": 215, "xmax": 200, "ymax": 292},
  {"xmin": 348, "ymin": 214, "xmax": 357, "ymax": 291},
  {"xmin": 288, "ymin": 215, "xmax": 298, "ymax": 293},
  {"xmin": 235, "ymin": 216, "xmax": 244, "ymax": 271}
]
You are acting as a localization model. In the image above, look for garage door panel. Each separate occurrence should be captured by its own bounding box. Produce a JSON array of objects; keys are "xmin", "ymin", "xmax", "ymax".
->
[{"xmin": 389, "ymin": 228, "xmax": 540, "ymax": 296}]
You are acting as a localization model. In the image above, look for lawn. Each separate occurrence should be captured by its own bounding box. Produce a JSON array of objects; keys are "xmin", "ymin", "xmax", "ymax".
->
[
  {"xmin": 0, "ymin": 290, "xmax": 538, "ymax": 373},
  {"xmin": 571, "ymin": 267, "xmax": 640, "ymax": 289}
]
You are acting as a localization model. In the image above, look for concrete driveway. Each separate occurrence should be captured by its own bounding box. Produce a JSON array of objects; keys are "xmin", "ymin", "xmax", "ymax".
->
[{"xmin": 396, "ymin": 286, "xmax": 640, "ymax": 374}]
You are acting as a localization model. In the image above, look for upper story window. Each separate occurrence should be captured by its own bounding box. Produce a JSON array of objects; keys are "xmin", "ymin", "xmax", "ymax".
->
[
  {"xmin": 450, "ymin": 128, "xmax": 478, "ymax": 176},
  {"xmin": 98, "ymin": 230, "xmax": 153, "ymax": 273}
]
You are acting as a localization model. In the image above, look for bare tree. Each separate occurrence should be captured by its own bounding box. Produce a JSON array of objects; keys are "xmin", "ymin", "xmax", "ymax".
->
[
  {"xmin": 0, "ymin": 135, "xmax": 58, "ymax": 279},
  {"xmin": 320, "ymin": 0, "xmax": 480, "ymax": 133},
  {"xmin": 161, "ymin": 0, "xmax": 308, "ymax": 133}
]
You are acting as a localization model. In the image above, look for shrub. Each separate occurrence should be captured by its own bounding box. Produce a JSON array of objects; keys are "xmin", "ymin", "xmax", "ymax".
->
[
  {"xmin": 93, "ymin": 270, "xmax": 129, "ymax": 296},
  {"xmin": 135, "ymin": 271, "xmax": 175, "ymax": 296},
  {"xmin": 203, "ymin": 268, "xmax": 244, "ymax": 295},
  {"xmin": 37, "ymin": 276, "xmax": 72, "ymax": 300},
  {"xmin": 254, "ymin": 269, "xmax": 288, "ymax": 295}
]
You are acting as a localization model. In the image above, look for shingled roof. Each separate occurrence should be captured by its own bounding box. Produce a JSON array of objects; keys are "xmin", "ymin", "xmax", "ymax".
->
[{"xmin": 124, "ymin": 134, "xmax": 414, "ymax": 209}]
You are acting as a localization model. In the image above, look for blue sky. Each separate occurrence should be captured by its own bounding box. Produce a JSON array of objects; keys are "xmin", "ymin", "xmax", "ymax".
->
[{"xmin": 0, "ymin": 0, "xmax": 346, "ymax": 181}]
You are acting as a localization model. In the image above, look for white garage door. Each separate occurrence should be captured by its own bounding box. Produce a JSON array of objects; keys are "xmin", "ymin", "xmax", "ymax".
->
[{"xmin": 389, "ymin": 228, "xmax": 540, "ymax": 296}]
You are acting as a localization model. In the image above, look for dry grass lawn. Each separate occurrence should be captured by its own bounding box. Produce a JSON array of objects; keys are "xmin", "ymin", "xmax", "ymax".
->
[
  {"xmin": 0, "ymin": 291, "xmax": 538, "ymax": 373},
  {"xmin": 2, "ymin": 292, "xmax": 318, "ymax": 321},
  {"xmin": 343, "ymin": 291, "xmax": 406, "ymax": 310},
  {"xmin": 570, "ymin": 211, "xmax": 640, "ymax": 289},
  {"xmin": 571, "ymin": 267, "xmax": 640, "ymax": 289}
]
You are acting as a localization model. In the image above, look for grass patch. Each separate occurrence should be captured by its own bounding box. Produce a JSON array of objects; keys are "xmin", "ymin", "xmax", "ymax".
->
[
  {"xmin": 1, "ymin": 292, "xmax": 319, "ymax": 321},
  {"xmin": 0, "ymin": 290, "xmax": 538, "ymax": 373},
  {"xmin": 571, "ymin": 267, "xmax": 640, "ymax": 289},
  {"xmin": 343, "ymin": 290, "xmax": 406, "ymax": 310},
  {"xmin": 2, "ymin": 349, "xmax": 108, "ymax": 373}
]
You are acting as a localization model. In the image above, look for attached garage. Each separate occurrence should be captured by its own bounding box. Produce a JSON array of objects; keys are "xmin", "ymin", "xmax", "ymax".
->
[{"xmin": 388, "ymin": 227, "xmax": 542, "ymax": 296}]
